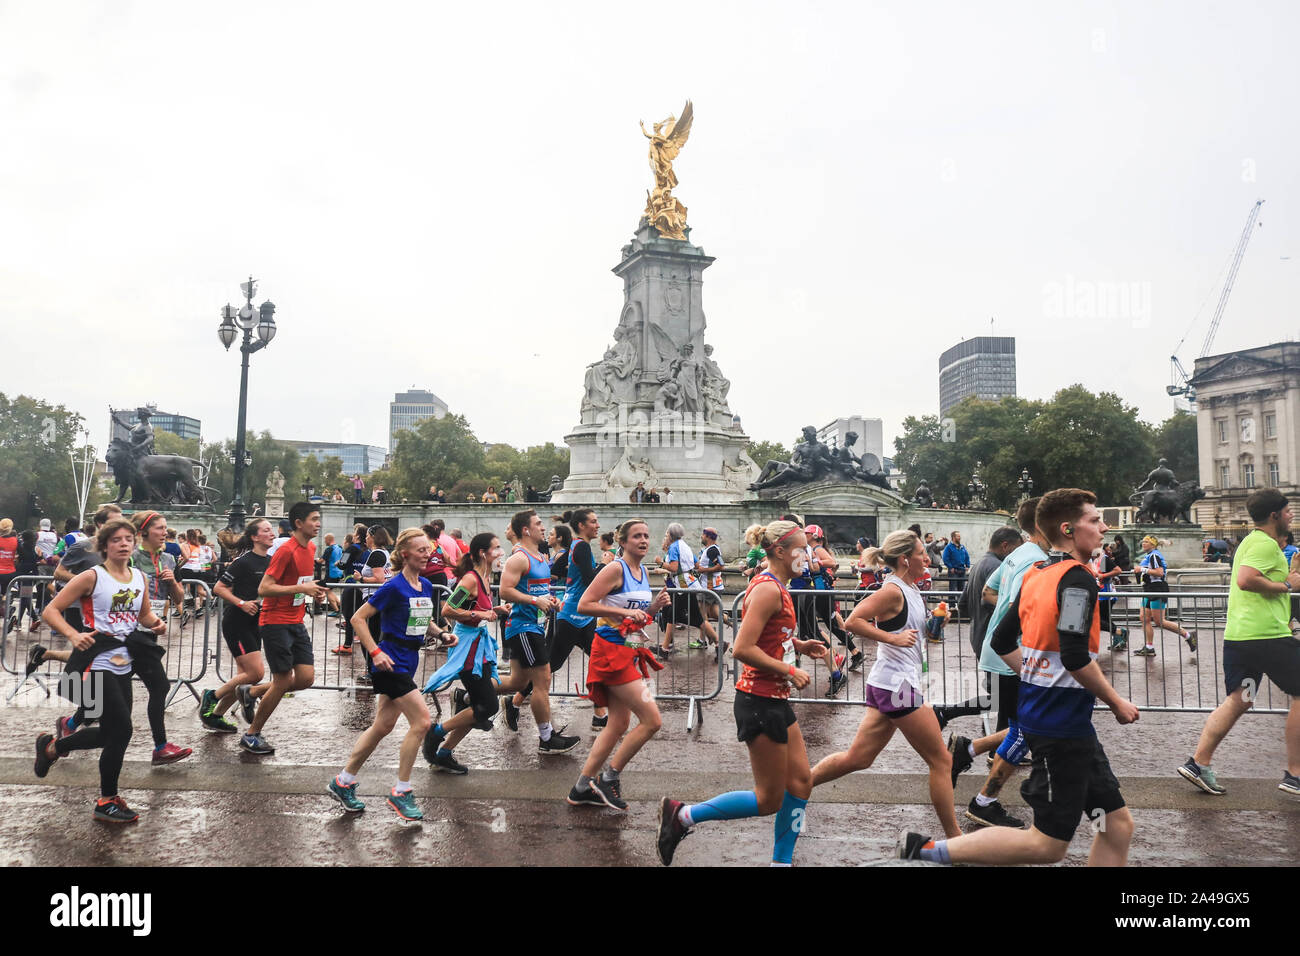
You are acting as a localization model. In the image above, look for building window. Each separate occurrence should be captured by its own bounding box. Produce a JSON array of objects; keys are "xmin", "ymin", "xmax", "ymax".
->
[
  {"xmin": 1264, "ymin": 413, "xmax": 1276, "ymax": 439},
  {"xmin": 1267, "ymin": 460, "xmax": 1280, "ymax": 487},
  {"xmin": 1242, "ymin": 462, "xmax": 1255, "ymax": 488},
  {"xmin": 1216, "ymin": 419, "xmax": 1227, "ymax": 443},
  {"xmin": 1219, "ymin": 463, "xmax": 1230, "ymax": 488}
]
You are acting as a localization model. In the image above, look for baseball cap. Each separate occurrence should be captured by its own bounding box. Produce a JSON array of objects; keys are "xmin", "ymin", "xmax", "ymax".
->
[
  {"xmin": 39, "ymin": 518, "xmax": 51, "ymax": 530},
  {"xmin": 804, "ymin": 524, "xmax": 824, "ymax": 539}
]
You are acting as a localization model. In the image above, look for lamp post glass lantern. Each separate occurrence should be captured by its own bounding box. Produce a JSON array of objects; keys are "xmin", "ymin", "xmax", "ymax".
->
[
  {"xmin": 218, "ymin": 275, "xmax": 276, "ymax": 530},
  {"xmin": 1018, "ymin": 467, "xmax": 1034, "ymax": 502}
]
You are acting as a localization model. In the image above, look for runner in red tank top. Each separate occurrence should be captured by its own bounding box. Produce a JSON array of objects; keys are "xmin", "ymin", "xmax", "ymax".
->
[{"xmin": 656, "ymin": 519, "xmax": 828, "ymax": 866}]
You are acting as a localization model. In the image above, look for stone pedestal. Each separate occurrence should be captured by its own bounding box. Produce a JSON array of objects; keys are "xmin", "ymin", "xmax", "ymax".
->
[
  {"xmin": 265, "ymin": 495, "xmax": 284, "ymax": 518},
  {"xmin": 552, "ymin": 221, "xmax": 759, "ymax": 504},
  {"xmin": 1120, "ymin": 524, "xmax": 1207, "ymax": 567}
]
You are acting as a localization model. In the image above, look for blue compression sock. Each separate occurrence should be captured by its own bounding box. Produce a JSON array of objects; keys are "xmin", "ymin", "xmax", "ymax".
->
[
  {"xmin": 684, "ymin": 790, "xmax": 760, "ymax": 825},
  {"xmin": 436, "ymin": 747, "xmax": 454, "ymax": 759},
  {"xmin": 772, "ymin": 792, "xmax": 808, "ymax": 865},
  {"xmin": 918, "ymin": 839, "xmax": 951, "ymax": 864},
  {"xmin": 432, "ymin": 723, "xmax": 444, "ymax": 738}
]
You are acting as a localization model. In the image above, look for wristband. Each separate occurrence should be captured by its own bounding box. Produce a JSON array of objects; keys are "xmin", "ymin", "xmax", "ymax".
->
[
  {"xmin": 238, "ymin": 599, "xmax": 245, "ymax": 608},
  {"xmin": 369, "ymin": 646, "xmax": 382, "ymax": 659},
  {"xmin": 788, "ymin": 662, "xmax": 795, "ymax": 676}
]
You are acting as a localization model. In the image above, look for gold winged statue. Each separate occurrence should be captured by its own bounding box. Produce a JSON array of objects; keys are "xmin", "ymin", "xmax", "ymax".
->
[{"xmin": 640, "ymin": 100, "xmax": 693, "ymax": 240}]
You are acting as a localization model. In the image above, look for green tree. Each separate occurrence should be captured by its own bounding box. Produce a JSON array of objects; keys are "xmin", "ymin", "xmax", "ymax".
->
[
  {"xmin": 152, "ymin": 430, "xmax": 200, "ymax": 460},
  {"xmin": 746, "ymin": 440, "xmax": 791, "ymax": 469},
  {"xmin": 200, "ymin": 431, "xmax": 303, "ymax": 512},
  {"xmin": 516, "ymin": 442, "xmax": 570, "ymax": 492},
  {"xmin": 482, "ymin": 443, "xmax": 522, "ymax": 488},
  {"xmin": 0, "ymin": 393, "xmax": 85, "ymax": 526},
  {"xmin": 1151, "ymin": 410, "xmax": 1197, "ymax": 483},
  {"xmin": 299, "ymin": 454, "xmax": 349, "ymax": 501},
  {"xmin": 1028, "ymin": 386, "xmax": 1153, "ymax": 507},
  {"xmin": 390, "ymin": 413, "xmax": 485, "ymax": 500}
]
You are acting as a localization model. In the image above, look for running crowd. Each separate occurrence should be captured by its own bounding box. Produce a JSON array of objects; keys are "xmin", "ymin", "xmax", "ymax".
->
[{"xmin": 11, "ymin": 486, "xmax": 1300, "ymax": 865}]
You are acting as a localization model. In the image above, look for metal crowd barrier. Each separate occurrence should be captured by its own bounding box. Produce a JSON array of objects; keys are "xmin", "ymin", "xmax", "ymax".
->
[
  {"xmin": 724, "ymin": 585, "xmax": 1291, "ymax": 716},
  {"xmin": 2, "ymin": 574, "xmax": 214, "ymax": 707}
]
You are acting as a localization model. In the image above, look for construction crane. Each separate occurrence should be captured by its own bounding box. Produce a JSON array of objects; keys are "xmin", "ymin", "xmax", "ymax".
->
[{"xmin": 1167, "ymin": 198, "xmax": 1265, "ymax": 405}]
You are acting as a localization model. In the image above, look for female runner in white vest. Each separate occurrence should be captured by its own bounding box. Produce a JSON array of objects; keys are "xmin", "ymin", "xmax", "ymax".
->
[
  {"xmin": 809, "ymin": 529, "xmax": 962, "ymax": 839},
  {"xmin": 36, "ymin": 518, "xmax": 167, "ymax": 823}
]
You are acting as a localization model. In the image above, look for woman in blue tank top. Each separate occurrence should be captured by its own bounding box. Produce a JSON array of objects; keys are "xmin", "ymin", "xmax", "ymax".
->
[{"xmin": 551, "ymin": 510, "xmax": 608, "ymax": 728}]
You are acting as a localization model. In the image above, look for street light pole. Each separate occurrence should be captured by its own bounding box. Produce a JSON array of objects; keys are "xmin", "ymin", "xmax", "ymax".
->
[{"xmin": 219, "ymin": 276, "xmax": 277, "ymax": 531}]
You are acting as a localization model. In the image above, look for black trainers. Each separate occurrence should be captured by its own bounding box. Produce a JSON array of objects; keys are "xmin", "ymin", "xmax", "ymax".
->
[
  {"xmin": 964, "ymin": 798, "xmax": 1027, "ymax": 829},
  {"xmin": 539, "ymin": 730, "xmax": 580, "ymax": 754},
  {"xmin": 656, "ymin": 797, "xmax": 690, "ymax": 865},
  {"xmin": 1177, "ymin": 757, "xmax": 1226, "ymax": 795},
  {"xmin": 895, "ymin": 830, "xmax": 930, "ymax": 860},
  {"xmin": 826, "ymin": 671, "xmax": 849, "ymax": 698},
  {"xmin": 34, "ymin": 733, "xmax": 56, "ymax": 778},
  {"xmin": 25, "ymin": 643, "xmax": 47, "ymax": 677},
  {"xmin": 452, "ymin": 688, "xmax": 468, "ymax": 715},
  {"xmin": 591, "ymin": 714, "xmax": 609, "ymax": 731},
  {"xmin": 93, "ymin": 796, "xmax": 139, "ymax": 824},
  {"xmin": 566, "ymin": 781, "xmax": 608, "ymax": 808},
  {"xmin": 1279, "ymin": 772, "xmax": 1300, "ymax": 796},
  {"xmin": 848, "ymin": 650, "xmax": 864, "ymax": 671},
  {"xmin": 432, "ymin": 750, "xmax": 468, "ymax": 775},
  {"xmin": 421, "ymin": 724, "xmax": 447, "ymax": 765},
  {"xmin": 503, "ymin": 696, "xmax": 520, "ymax": 732},
  {"xmin": 948, "ymin": 733, "xmax": 973, "ymax": 787},
  {"xmin": 1184, "ymin": 631, "xmax": 1198, "ymax": 653},
  {"xmin": 590, "ymin": 774, "xmax": 628, "ymax": 811}
]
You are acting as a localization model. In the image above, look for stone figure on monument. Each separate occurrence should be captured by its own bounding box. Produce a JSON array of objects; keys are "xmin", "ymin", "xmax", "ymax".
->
[
  {"xmin": 653, "ymin": 379, "xmax": 684, "ymax": 419},
  {"xmin": 267, "ymin": 467, "xmax": 286, "ymax": 499},
  {"xmin": 913, "ymin": 479, "xmax": 934, "ymax": 509},
  {"xmin": 659, "ymin": 343, "xmax": 702, "ymax": 414},
  {"xmin": 1129, "ymin": 458, "xmax": 1205, "ymax": 524},
  {"xmin": 749, "ymin": 426, "xmax": 835, "ymax": 490}
]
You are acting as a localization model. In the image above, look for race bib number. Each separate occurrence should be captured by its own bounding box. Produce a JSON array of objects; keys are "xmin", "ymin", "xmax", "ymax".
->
[
  {"xmin": 780, "ymin": 625, "xmax": 797, "ymax": 680},
  {"xmin": 150, "ymin": 599, "xmax": 167, "ymax": 619},
  {"xmin": 292, "ymin": 575, "xmax": 314, "ymax": 607},
  {"xmin": 406, "ymin": 597, "xmax": 433, "ymax": 636}
]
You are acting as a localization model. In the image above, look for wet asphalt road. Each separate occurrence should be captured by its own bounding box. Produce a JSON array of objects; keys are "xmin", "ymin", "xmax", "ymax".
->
[{"xmin": 1, "ymin": 615, "xmax": 1296, "ymax": 866}]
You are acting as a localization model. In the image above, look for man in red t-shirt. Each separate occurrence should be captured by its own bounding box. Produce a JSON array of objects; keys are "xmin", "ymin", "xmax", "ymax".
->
[{"xmin": 239, "ymin": 503, "xmax": 327, "ymax": 755}]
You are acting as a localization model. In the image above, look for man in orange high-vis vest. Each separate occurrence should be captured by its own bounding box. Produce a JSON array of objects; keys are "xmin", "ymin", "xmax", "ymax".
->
[{"xmin": 897, "ymin": 488, "xmax": 1140, "ymax": 867}]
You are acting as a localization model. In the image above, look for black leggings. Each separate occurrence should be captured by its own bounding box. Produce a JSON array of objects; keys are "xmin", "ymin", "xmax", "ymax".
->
[
  {"xmin": 56, "ymin": 670, "xmax": 133, "ymax": 797},
  {"xmin": 550, "ymin": 618, "xmax": 595, "ymax": 672},
  {"xmin": 796, "ymin": 591, "xmax": 853, "ymax": 649},
  {"xmin": 342, "ymin": 586, "xmax": 363, "ymax": 647}
]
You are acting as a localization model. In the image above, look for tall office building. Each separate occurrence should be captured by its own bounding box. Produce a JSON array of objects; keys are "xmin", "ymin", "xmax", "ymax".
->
[
  {"xmin": 389, "ymin": 388, "xmax": 448, "ymax": 452},
  {"xmin": 938, "ymin": 336, "xmax": 1016, "ymax": 416}
]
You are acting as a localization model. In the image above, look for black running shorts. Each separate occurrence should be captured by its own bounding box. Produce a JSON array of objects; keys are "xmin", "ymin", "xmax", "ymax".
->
[
  {"xmin": 505, "ymin": 631, "xmax": 552, "ymax": 670},
  {"xmin": 734, "ymin": 689, "xmax": 797, "ymax": 745},
  {"xmin": 1019, "ymin": 733, "xmax": 1125, "ymax": 842},
  {"xmin": 369, "ymin": 669, "xmax": 418, "ymax": 700},
  {"xmin": 1222, "ymin": 637, "xmax": 1300, "ymax": 699},
  {"xmin": 222, "ymin": 608, "xmax": 262, "ymax": 658},
  {"xmin": 261, "ymin": 623, "xmax": 314, "ymax": 674}
]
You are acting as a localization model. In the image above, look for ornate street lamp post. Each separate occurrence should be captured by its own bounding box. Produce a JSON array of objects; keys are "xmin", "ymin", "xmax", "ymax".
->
[
  {"xmin": 966, "ymin": 461, "xmax": 987, "ymax": 510},
  {"xmin": 218, "ymin": 276, "xmax": 277, "ymax": 530},
  {"xmin": 1017, "ymin": 467, "xmax": 1034, "ymax": 502}
]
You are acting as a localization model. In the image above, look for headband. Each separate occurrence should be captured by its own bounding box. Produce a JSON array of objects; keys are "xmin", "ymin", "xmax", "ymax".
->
[
  {"xmin": 775, "ymin": 525, "xmax": 802, "ymax": 545},
  {"xmin": 135, "ymin": 510, "xmax": 162, "ymax": 533}
]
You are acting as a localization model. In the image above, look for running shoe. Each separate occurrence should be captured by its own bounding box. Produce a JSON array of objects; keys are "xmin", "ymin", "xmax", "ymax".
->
[
  {"xmin": 55, "ymin": 715, "xmax": 75, "ymax": 741},
  {"xmin": 237, "ymin": 685, "xmax": 257, "ymax": 724},
  {"xmin": 199, "ymin": 702, "xmax": 238, "ymax": 734},
  {"xmin": 452, "ymin": 688, "xmax": 468, "ymax": 715},
  {"xmin": 848, "ymin": 650, "xmax": 864, "ymax": 672},
  {"xmin": 566, "ymin": 781, "xmax": 608, "ymax": 808},
  {"xmin": 825, "ymin": 671, "xmax": 849, "ymax": 698},
  {"xmin": 239, "ymin": 733, "xmax": 275, "ymax": 755},
  {"xmin": 657, "ymin": 645, "xmax": 678, "ymax": 657},
  {"xmin": 93, "ymin": 796, "xmax": 139, "ymax": 824},
  {"xmin": 34, "ymin": 733, "xmax": 56, "ymax": 778},
  {"xmin": 589, "ymin": 775, "xmax": 627, "ymax": 811},
  {"xmin": 1184, "ymin": 631, "xmax": 1198, "ymax": 653},
  {"xmin": 502, "ymin": 696, "xmax": 520, "ymax": 732},
  {"xmin": 331, "ymin": 645, "xmax": 353, "ymax": 655},
  {"xmin": 1177, "ymin": 757, "xmax": 1225, "ymax": 795},
  {"xmin": 328, "ymin": 776, "xmax": 366, "ymax": 812},
  {"xmin": 387, "ymin": 788, "xmax": 424, "ymax": 821},
  {"xmin": 947, "ymin": 733, "xmax": 973, "ymax": 787},
  {"xmin": 432, "ymin": 750, "xmax": 468, "ymax": 774},
  {"xmin": 152, "ymin": 742, "xmax": 193, "ymax": 764},
  {"xmin": 591, "ymin": 714, "xmax": 608, "ymax": 731},
  {"xmin": 1133, "ymin": 646, "xmax": 1156, "ymax": 657},
  {"xmin": 539, "ymin": 731, "xmax": 580, "ymax": 754},
  {"xmin": 964, "ymin": 798, "xmax": 1027, "ymax": 829},
  {"xmin": 422, "ymin": 724, "xmax": 447, "ymax": 765},
  {"xmin": 1109, "ymin": 634, "xmax": 1128, "ymax": 652},
  {"xmin": 25, "ymin": 643, "xmax": 47, "ymax": 677},
  {"xmin": 687, "ymin": 638, "xmax": 705, "ymax": 649},
  {"xmin": 656, "ymin": 797, "xmax": 690, "ymax": 866},
  {"xmin": 179, "ymin": 608, "xmax": 193, "ymax": 628},
  {"xmin": 1280, "ymin": 773, "xmax": 1300, "ymax": 796},
  {"xmin": 895, "ymin": 830, "xmax": 929, "ymax": 861}
]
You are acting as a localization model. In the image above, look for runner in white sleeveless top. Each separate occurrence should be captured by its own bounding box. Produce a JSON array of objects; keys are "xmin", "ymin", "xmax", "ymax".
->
[
  {"xmin": 36, "ymin": 518, "xmax": 166, "ymax": 823},
  {"xmin": 809, "ymin": 529, "xmax": 962, "ymax": 839}
]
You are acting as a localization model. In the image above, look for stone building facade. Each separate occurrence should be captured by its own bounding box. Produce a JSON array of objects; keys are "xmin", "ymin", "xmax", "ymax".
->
[{"xmin": 1191, "ymin": 341, "xmax": 1299, "ymax": 533}]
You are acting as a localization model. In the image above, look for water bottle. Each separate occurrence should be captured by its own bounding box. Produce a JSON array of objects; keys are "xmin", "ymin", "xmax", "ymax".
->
[{"xmin": 925, "ymin": 602, "xmax": 948, "ymax": 641}]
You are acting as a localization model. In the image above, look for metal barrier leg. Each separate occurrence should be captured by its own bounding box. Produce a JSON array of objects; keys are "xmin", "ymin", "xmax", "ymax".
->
[{"xmin": 686, "ymin": 695, "xmax": 703, "ymax": 733}]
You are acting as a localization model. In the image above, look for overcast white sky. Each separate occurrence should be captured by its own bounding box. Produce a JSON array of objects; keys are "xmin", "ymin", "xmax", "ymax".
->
[{"xmin": 3, "ymin": 1, "xmax": 1297, "ymax": 469}]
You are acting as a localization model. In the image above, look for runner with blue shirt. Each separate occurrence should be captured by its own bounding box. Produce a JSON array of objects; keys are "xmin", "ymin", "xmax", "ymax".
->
[
  {"xmin": 551, "ymin": 510, "xmax": 609, "ymax": 729},
  {"xmin": 329, "ymin": 529, "xmax": 436, "ymax": 821},
  {"xmin": 1134, "ymin": 535, "xmax": 1196, "ymax": 658}
]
